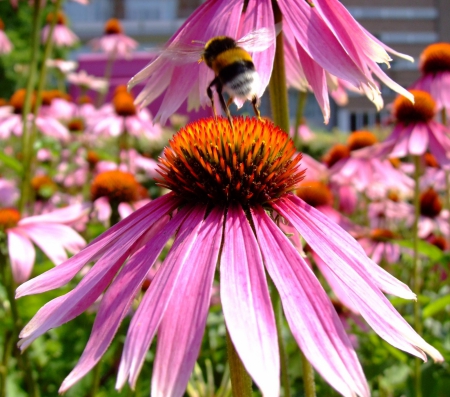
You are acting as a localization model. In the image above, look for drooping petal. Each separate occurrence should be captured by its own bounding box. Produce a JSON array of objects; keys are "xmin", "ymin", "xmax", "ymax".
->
[
  {"xmin": 252, "ymin": 206, "xmax": 369, "ymax": 397},
  {"xmin": 59, "ymin": 210, "xmax": 185, "ymax": 392},
  {"xmin": 408, "ymin": 123, "xmax": 429, "ymax": 156},
  {"xmin": 21, "ymin": 223, "xmax": 86, "ymax": 265},
  {"xmin": 117, "ymin": 205, "xmax": 206, "ymax": 390},
  {"xmin": 19, "ymin": 203, "xmax": 90, "ymax": 225},
  {"xmin": 151, "ymin": 207, "xmax": 224, "ymax": 397},
  {"xmin": 18, "ymin": 215, "xmax": 170, "ymax": 351},
  {"xmin": 221, "ymin": 205, "xmax": 279, "ymax": 397},
  {"xmin": 273, "ymin": 196, "xmax": 444, "ymax": 362},
  {"xmin": 7, "ymin": 230, "xmax": 36, "ymax": 284},
  {"xmin": 237, "ymin": 0, "xmax": 275, "ymax": 99},
  {"xmin": 16, "ymin": 194, "xmax": 180, "ymax": 298},
  {"xmin": 274, "ymin": 194, "xmax": 415, "ymax": 299}
]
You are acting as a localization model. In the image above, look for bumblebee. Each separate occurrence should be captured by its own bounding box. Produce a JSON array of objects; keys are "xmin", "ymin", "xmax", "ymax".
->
[
  {"xmin": 202, "ymin": 36, "xmax": 261, "ymax": 127},
  {"xmin": 157, "ymin": 26, "xmax": 278, "ymax": 127}
]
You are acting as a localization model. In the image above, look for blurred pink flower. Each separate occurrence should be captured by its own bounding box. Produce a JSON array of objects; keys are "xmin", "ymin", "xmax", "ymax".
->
[
  {"xmin": 412, "ymin": 43, "xmax": 450, "ymax": 116},
  {"xmin": 0, "ymin": 19, "xmax": 13, "ymax": 54},
  {"xmin": 41, "ymin": 12, "xmax": 79, "ymax": 48},
  {"xmin": 68, "ymin": 70, "xmax": 108, "ymax": 93},
  {"xmin": 89, "ymin": 19, "xmax": 138, "ymax": 58},
  {"xmin": 370, "ymin": 90, "xmax": 450, "ymax": 167},
  {"xmin": 46, "ymin": 59, "xmax": 78, "ymax": 74},
  {"xmin": 0, "ymin": 179, "xmax": 19, "ymax": 207},
  {"xmin": 1, "ymin": 205, "xmax": 87, "ymax": 283},
  {"xmin": 358, "ymin": 229, "xmax": 401, "ymax": 265},
  {"xmin": 17, "ymin": 118, "xmax": 442, "ymax": 397}
]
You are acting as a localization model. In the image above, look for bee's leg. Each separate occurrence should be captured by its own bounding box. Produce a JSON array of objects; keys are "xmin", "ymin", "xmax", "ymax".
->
[
  {"xmin": 251, "ymin": 95, "xmax": 261, "ymax": 120},
  {"xmin": 216, "ymin": 82, "xmax": 233, "ymax": 129},
  {"xmin": 207, "ymin": 78, "xmax": 220, "ymax": 120},
  {"xmin": 226, "ymin": 97, "xmax": 234, "ymax": 107}
]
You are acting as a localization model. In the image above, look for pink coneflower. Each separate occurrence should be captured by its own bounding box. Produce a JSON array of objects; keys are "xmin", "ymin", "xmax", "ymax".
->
[
  {"xmin": 358, "ymin": 229, "xmax": 401, "ymax": 265},
  {"xmin": 89, "ymin": 18, "xmax": 138, "ymax": 58},
  {"xmin": 131, "ymin": 0, "xmax": 413, "ymax": 125},
  {"xmin": 330, "ymin": 131, "xmax": 414, "ymax": 197},
  {"xmin": 0, "ymin": 205, "xmax": 86, "ymax": 283},
  {"xmin": 0, "ymin": 89, "xmax": 69, "ymax": 141},
  {"xmin": 41, "ymin": 11, "xmax": 79, "ymax": 48},
  {"xmin": 417, "ymin": 187, "xmax": 450, "ymax": 238},
  {"xmin": 0, "ymin": 178, "xmax": 19, "ymax": 207},
  {"xmin": 289, "ymin": 118, "xmax": 314, "ymax": 143},
  {"xmin": 67, "ymin": 70, "xmax": 108, "ymax": 93},
  {"xmin": 89, "ymin": 87, "xmax": 162, "ymax": 139},
  {"xmin": 0, "ymin": 18, "xmax": 13, "ymax": 54},
  {"xmin": 17, "ymin": 118, "xmax": 442, "ymax": 397},
  {"xmin": 46, "ymin": 58, "xmax": 78, "ymax": 74},
  {"xmin": 412, "ymin": 43, "xmax": 450, "ymax": 116},
  {"xmin": 373, "ymin": 90, "xmax": 450, "ymax": 166}
]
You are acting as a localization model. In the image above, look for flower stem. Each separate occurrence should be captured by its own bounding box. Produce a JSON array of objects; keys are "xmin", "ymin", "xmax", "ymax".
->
[
  {"xmin": 268, "ymin": 0, "xmax": 289, "ymax": 133},
  {"xmin": 271, "ymin": 288, "xmax": 290, "ymax": 397},
  {"xmin": 21, "ymin": 0, "xmax": 63, "ymax": 214},
  {"xmin": 301, "ymin": 350, "xmax": 316, "ymax": 397},
  {"xmin": 0, "ymin": 248, "xmax": 39, "ymax": 397},
  {"xmin": 18, "ymin": 2, "xmax": 43, "ymax": 214},
  {"xmin": 294, "ymin": 91, "xmax": 308, "ymax": 149},
  {"xmin": 96, "ymin": 53, "xmax": 116, "ymax": 107},
  {"xmin": 412, "ymin": 155, "xmax": 422, "ymax": 397},
  {"xmin": 225, "ymin": 329, "xmax": 252, "ymax": 397}
]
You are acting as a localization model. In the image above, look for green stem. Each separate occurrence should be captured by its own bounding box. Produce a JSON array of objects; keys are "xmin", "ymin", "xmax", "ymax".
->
[
  {"xmin": 89, "ymin": 362, "xmax": 101, "ymax": 397},
  {"xmin": 18, "ymin": 2, "xmax": 44, "ymax": 214},
  {"xmin": 294, "ymin": 91, "xmax": 307, "ymax": 149},
  {"xmin": 441, "ymin": 108, "xmax": 447, "ymax": 126},
  {"xmin": 226, "ymin": 330, "xmax": 252, "ymax": 397},
  {"xmin": 20, "ymin": 0, "xmax": 63, "ymax": 215},
  {"xmin": 271, "ymin": 289, "xmax": 290, "ymax": 397},
  {"xmin": 0, "ymin": 331, "xmax": 13, "ymax": 397},
  {"xmin": 268, "ymin": 0, "xmax": 289, "ymax": 133},
  {"xmin": 0, "ymin": 249, "xmax": 39, "ymax": 397},
  {"xmin": 96, "ymin": 53, "xmax": 115, "ymax": 107},
  {"xmin": 110, "ymin": 201, "xmax": 121, "ymax": 226},
  {"xmin": 301, "ymin": 351, "xmax": 316, "ymax": 397},
  {"xmin": 412, "ymin": 155, "xmax": 422, "ymax": 397}
]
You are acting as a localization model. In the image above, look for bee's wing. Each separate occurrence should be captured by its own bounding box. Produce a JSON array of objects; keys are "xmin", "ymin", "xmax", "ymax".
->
[
  {"xmin": 157, "ymin": 42, "xmax": 205, "ymax": 64},
  {"xmin": 237, "ymin": 23, "xmax": 282, "ymax": 53}
]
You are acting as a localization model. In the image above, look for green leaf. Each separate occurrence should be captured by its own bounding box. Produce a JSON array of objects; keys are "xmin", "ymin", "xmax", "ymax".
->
[
  {"xmin": 396, "ymin": 239, "xmax": 443, "ymax": 262},
  {"xmin": 422, "ymin": 295, "xmax": 450, "ymax": 318},
  {"xmin": 0, "ymin": 151, "xmax": 23, "ymax": 174}
]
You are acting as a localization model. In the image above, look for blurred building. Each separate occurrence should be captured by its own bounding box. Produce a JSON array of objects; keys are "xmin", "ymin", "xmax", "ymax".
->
[{"xmin": 64, "ymin": 0, "xmax": 450, "ymax": 131}]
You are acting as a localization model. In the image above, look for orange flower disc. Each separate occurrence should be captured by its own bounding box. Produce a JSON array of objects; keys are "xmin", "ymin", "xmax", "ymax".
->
[
  {"xmin": 347, "ymin": 130, "xmax": 378, "ymax": 151},
  {"xmin": 104, "ymin": 18, "xmax": 123, "ymax": 35},
  {"xmin": 296, "ymin": 180, "xmax": 333, "ymax": 208},
  {"xmin": 420, "ymin": 187, "xmax": 442, "ymax": 218},
  {"xmin": 0, "ymin": 208, "xmax": 21, "ymax": 231},
  {"xmin": 91, "ymin": 170, "xmax": 141, "ymax": 203},
  {"xmin": 393, "ymin": 90, "xmax": 435, "ymax": 124},
  {"xmin": 420, "ymin": 43, "xmax": 450, "ymax": 75},
  {"xmin": 157, "ymin": 117, "xmax": 305, "ymax": 206}
]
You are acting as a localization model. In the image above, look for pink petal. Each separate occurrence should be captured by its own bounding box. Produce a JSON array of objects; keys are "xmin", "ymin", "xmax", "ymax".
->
[
  {"xmin": 19, "ymin": 203, "xmax": 90, "ymax": 225},
  {"xmin": 151, "ymin": 207, "xmax": 224, "ymax": 397},
  {"xmin": 7, "ymin": 230, "xmax": 36, "ymax": 284},
  {"xmin": 273, "ymin": 196, "xmax": 444, "ymax": 362},
  {"xmin": 117, "ymin": 205, "xmax": 206, "ymax": 390},
  {"xmin": 59, "ymin": 210, "xmax": 185, "ymax": 392},
  {"xmin": 21, "ymin": 223, "xmax": 86, "ymax": 265},
  {"xmin": 252, "ymin": 206, "xmax": 369, "ymax": 397},
  {"xmin": 275, "ymin": 195, "xmax": 415, "ymax": 299},
  {"xmin": 408, "ymin": 124, "xmax": 428, "ymax": 156},
  {"xmin": 220, "ymin": 205, "xmax": 279, "ymax": 397},
  {"xmin": 16, "ymin": 194, "xmax": 180, "ymax": 298}
]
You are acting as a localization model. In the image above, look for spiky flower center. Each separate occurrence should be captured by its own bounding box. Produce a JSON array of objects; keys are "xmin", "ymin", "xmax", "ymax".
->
[
  {"xmin": 393, "ymin": 90, "xmax": 435, "ymax": 124},
  {"xmin": 157, "ymin": 117, "xmax": 304, "ymax": 206},
  {"xmin": 323, "ymin": 144, "xmax": 350, "ymax": 168},
  {"xmin": 46, "ymin": 11, "xmax": 67, "ymax": 25},
  {"xmin": 420, "ymin": 43, "xmax": 450, "ymax": 75},
  {"xmin": 91, "ymin": 170, "xmax": 140, "ymax": 203},
  {"xmin": 10, "ymin": 89, "xmax": 35, "ymax": 114},
  {"xmin": 86, "ymin": 151, "xmax": 100, "ymax": 168},
  {"xmin": 420, "ymin": 187, "xmax": 442, "ymax": 218},
  {"xmin": 387, "ymin": 190, "xmax": 400, "ymax": 202},
  {"xmin": 428, "ymin": 235, "xmax": 448, "ymax": 251},
  {"xmin": 78, "ymin": 95, "xmax": 92, "ymax": 104},
  {"xmin": 41, "ymin": 90, "xmax": 68, "ymax": 106},
  {"xmin": 31, "ymin": 175, "xmax": 57, "ymax": 199},
  {"xmin": 296, "ymin": 180, "xmax": 332, "ymax": 208},
  {"xmin": 68, "ymin": 118, "xmax": 85, "ymax": 132},
  {"xmin": 370, "ymin": 228, "xmax": 395, "ymax": 242},
  {"xmin": 104, "ymin": 18, "xmax": 123, "ymax": 35},
  {"xmin": 347, "ymin": 131, "xmax": 377, "ymax": 151},
  {"xmin": 113, "ymin": 92, "xmax": 136, "ymax": 117},
  {"xmin": 0, "ymin": 208, "xmax": 20, "ymax": 231},
  {"xmin": 424, "ymin": 152, "xmax": 439, "ymax": 168}
]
